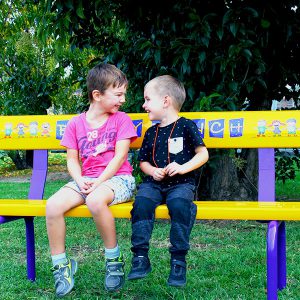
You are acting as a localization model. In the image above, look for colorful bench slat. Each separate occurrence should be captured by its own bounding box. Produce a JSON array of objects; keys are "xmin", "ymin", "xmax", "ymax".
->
[
  {"xmin": 1, "ymin": 110, "xmax": 300, "ymax": 300},
  {"xmin": 1, "ymin": 200, "xmax": 300, "ymax": 220}
]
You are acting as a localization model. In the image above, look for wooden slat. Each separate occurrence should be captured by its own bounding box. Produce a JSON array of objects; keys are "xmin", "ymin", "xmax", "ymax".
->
[
  {"xmin": 0, "ymin": 111, "xmax": 300, "ymax": 149},
  {"xmin": 1, "ymin": 200, "xmax": 300, "ymax": 220}
]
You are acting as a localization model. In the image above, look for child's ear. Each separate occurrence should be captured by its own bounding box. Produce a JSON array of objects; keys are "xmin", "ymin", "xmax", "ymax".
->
[
  {"xmin": 163, "ymin": 95, "xmax": 172, "ymax": 107},
  {"xmin": 92, "ymin": 90, "xmax": 102, "ymax": 102}
]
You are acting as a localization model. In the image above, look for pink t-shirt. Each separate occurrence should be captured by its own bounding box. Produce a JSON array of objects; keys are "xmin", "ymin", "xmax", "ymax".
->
[{"xmin": 61, "ymin": 111, "xmax": 137, "ymax": 177}]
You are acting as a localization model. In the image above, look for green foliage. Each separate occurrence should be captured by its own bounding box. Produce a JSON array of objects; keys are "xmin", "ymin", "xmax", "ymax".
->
[
  {"xmin": 130, "ymin": 150, "xmax": 144, "ymax": 185},
  {"xmin": 0, "ymin": 150, "xmax": 7, "ymax": 161},
  {"xmin": 0, "ymin": 1, "xmax": 99, "ymax": 116},
  {"xmin": 40, "ymin": 1, "xmax": 300, "ymax": 112},
  {"xmin": 275, "ymin": 149, "xmax": 300, "ymax": 183}
]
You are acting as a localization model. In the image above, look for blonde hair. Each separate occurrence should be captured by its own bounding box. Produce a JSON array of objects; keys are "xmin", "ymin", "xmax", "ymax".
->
[
  {"xmin": 86, "ymin": 63, "xmax": 128, "ymax": 102},
  {"xmin": 145, "ymin": 75, "xmax": 186, "ymax": 110}
]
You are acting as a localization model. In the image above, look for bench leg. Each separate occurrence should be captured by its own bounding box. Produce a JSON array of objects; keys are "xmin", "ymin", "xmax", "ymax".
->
[
  {"xmin": 277, "ymin": 221, "xmax": 286, "ymax": 290},
  {"xmin": 0, "ymin": 216, "xmax": 22, "ymax": 224},
  {"xmin": 267, "ymin": 221, "xmax": 286, "ymax": 300},
  {"xmin": 25, "ymin": 217, "xmax": 36, "ymax": 281},
  {"xmin": 24, "ymin": 149, "xmax": 48, "ymax": 281},
  {"xmin": 267, "ymin": 221, "xmax": 278, "ymax": 300}
]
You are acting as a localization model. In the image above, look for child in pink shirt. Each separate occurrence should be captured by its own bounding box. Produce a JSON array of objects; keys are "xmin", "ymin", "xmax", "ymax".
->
[{"xmin": 46, "ymin": 63, "xmax": 137, "ymax": 297}]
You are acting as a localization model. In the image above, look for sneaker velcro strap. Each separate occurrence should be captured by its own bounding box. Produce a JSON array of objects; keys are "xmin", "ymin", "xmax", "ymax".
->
[
  {"xmin": 171, "ymin": 260, "xmax": 186, "ymax": 268},
  {"xmin": 106, "ymin": 261, "xmax": 125, "ymax": 276}
]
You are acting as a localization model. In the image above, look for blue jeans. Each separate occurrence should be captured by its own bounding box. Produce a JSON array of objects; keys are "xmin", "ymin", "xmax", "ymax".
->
[{"xmin": 130, "ymin": 182, "xmax": 197, "ymax": 262}]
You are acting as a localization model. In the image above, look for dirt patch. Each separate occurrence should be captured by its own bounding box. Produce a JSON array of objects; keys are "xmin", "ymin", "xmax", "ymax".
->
[{"xmin": 0, "ymin": 171, "xmax": 71, "ymax": 183}]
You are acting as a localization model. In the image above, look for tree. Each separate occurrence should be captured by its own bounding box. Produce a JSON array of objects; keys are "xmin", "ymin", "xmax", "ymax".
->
[
  {"xmin": 40, "ymin": 1, "xmax": 300, "ymax": 198},
  {"xmin": 0, "ymin": 1, "xmax": 98, "ymax": 168}
]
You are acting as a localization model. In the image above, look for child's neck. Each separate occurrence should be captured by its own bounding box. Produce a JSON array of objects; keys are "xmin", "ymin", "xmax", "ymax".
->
[
  {"xmin": 86, "ymin": 105, "xmax": 109, "ymax": 128},
  {"xmin": 159, "ymin": 112, "xmax": 180, "ymax": 127}
]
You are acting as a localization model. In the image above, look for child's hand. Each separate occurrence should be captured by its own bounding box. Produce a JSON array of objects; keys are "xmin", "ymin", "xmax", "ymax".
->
[
  {"xmin": 77, "ymin": 177, "xmax": 94, "ymax": 194},
  {"xmin": 165, "ymin": 162, "xmax": 184, "ymax": 176},
  {"xmin": 82, "ymin": 180, "xmax": 102, "ymax": 194},
  {"xmin": 152, "ymin": 168, "xmax": 166, "ymax": 181}
]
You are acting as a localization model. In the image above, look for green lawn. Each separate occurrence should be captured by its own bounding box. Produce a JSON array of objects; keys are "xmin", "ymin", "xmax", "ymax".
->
[
  {"xmin": 276, "ymin": 172, "xmax": 300, "ymax": 201},
  {"xmin": 1, "ymin": 180, "xmax": 300, "ymax": 299}
]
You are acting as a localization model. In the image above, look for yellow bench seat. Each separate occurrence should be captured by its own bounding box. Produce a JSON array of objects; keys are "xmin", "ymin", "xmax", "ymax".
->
[{"xmin": 1, "ymin": 199, "xmax": 300, "ymax": 220}]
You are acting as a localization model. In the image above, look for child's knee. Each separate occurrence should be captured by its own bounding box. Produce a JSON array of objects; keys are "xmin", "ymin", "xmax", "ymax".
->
[
  {"xmin": 131, "ymin": 197, "xmax": 156, "ymax": 221},
  {"xmin": 46, "ymin": 196, "xmax": 64, "ymax": 218},
  {"xmin": 167, "ymin": 198, "xmax": 192, "ymax": 225},
  {"xmin": 85, "ymin": 195, "xmax": 109, "ymax": 214}
]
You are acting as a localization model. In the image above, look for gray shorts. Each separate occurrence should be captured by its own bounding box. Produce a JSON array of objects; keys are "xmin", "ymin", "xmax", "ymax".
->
[{"xmin": 63, "ymin": 175, "xmax": 136, "ymax": 205}]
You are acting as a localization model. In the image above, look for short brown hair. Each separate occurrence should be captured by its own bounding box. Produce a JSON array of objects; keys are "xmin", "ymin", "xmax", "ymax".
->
[
  {"xmin": 145, "ymin": 75, "xmax": 186, "ymax": 110},
  {"xmin": 86, "ymin": 63, "xmax": 128, "ymax": 101}
]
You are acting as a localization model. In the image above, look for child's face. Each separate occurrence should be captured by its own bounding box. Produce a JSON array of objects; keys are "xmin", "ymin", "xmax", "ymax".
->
[
  {"xmin": 100, "ymin": 84, "xmax": 127, "ymax": 113},
  {"xmin": 143, "ymin": 85, "xmax": 165, "ymax": 120}
]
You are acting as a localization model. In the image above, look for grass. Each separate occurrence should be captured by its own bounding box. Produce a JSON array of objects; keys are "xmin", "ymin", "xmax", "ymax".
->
[
  {"xmin": 276, "ymin": 171, "xmax": 300, "ymax": 201},
  {"xmin": 0, "ymin": 155, "xmax": 300, "ymax": 299}
]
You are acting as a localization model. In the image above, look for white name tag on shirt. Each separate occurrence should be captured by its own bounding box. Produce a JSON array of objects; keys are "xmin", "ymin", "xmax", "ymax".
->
[{"xmin": 168, "ymin": 137, "xmax": 183, "ymax": 154}]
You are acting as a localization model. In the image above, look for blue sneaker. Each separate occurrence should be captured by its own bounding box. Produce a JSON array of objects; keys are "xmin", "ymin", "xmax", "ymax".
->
[
  {"xmin": 51, "ymin": 258, "xmax": 78, "ymax": 297},
  {"xmin": 128, "ymin": 256, "xmax": 151, "ymax": 280},
  {"xmin": 167, "ymin": 259, "xmax": 186, "ymax": 287},
  {"xmin": 105, "ymin": 255, "xmax": 125, "ymax": 292}
]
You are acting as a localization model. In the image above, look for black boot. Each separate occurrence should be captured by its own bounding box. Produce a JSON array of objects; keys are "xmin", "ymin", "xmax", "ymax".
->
[
  {"xmin": 167, "ymin": 259, "xmax": 186, "ymax": 287},
  {"xmin": 128, "ymin": 255, "xmax": 151, "ymax": 280}
]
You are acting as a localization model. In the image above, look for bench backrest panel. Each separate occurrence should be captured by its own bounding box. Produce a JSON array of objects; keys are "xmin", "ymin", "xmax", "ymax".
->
[{"xmin": 1, "ymin": 110, "xmax": 299, "ymax": 150}]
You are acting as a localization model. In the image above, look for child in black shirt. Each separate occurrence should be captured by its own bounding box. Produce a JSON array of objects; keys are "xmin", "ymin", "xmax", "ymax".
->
[{"xmin": 128, "ymin": 75, "xmax": 209, "ymax": 287}]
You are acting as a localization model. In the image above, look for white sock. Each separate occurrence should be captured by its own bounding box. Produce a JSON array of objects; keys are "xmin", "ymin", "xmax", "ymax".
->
[
  {"xmin": 51, "ymin": 252, "xmax": 67, "ymax": 266},
  {"xmin": 105, "ymin": 244, "xmax": 120, "ymax": 260}
]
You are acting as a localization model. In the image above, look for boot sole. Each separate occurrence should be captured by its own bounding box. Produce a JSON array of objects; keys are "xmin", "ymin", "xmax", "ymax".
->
[
  {"xmin": 167, "ymin": 280, "xmax": 186, "ymax": 287},
  {"xmin": 127, "ymin": 266, "xmax": 152, "ymax": 280}
]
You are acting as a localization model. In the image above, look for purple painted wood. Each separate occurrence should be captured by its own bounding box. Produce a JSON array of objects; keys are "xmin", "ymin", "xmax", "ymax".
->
[
  {"xmin": 258, "ymin": 148, "xmax": 275, "ymax": 202},
  {"xmin": 25, "ymin": 217, "xmax": 36, "ymax": 281},
  {"xmin": 0, "ymin": 216, "xmax": 22, "ymax": 224},
  {"xmin": 25, "ymin": 150, "xmax": 48, "ymax": 281},
  {"xmin": 267, "ymin": 221, "xmax": 279, "ymax": 300},
  {"xmin": 259, "ymin": 148, "xmax": 286, "ymax": 299},
  {"xmin": 278, "ymin": 221, "xmax": 286, "ymax": 290},
  {"xmin": 28, "ymin": 150, "xmax": 48, "ymax": 199}
]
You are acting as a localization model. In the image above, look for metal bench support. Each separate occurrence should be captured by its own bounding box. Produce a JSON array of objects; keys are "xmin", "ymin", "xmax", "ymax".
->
[
  {"xmin": 259, "ymin": 148, "xmax": 286, "ymax": 300},
  {"xmin": 25, "ymin": 149, "xmax": 48, "ymax": 281}
]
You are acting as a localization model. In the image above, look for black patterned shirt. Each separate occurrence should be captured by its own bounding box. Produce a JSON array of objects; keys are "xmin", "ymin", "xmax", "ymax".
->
[{"xmin": 138, "ymin": 117, "xmax": 205, "ymax": 187}]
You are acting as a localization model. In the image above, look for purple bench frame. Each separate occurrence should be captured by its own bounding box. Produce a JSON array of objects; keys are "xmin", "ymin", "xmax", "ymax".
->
[{"xmin": 0, "ymin": 148, "xmax": 286, "ymax": 299}]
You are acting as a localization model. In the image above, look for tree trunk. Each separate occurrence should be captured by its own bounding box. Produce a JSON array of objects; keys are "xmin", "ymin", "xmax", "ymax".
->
[
  {"xmin": 7, "ymin": 150, "xmax": 31, "ymax": 170},
  {"xmin": 197, "ymin": 149, "xmax": 258, "ymax": 201},
  {"xmin": 25, "ymin": 150, "xmax": 34, "ymax": 168}
]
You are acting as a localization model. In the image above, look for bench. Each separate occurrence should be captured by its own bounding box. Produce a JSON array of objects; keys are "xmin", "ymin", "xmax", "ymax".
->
[{"xmin": 0, "ymin": 110, "xmax": 300, "ymax": 300}]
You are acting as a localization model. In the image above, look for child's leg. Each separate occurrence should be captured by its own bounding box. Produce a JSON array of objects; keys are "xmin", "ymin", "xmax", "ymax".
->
[
  {"xmin": 165, "ymin": 183, "xmax": 197, "ymax": 287},
  {"xmin": 46, "ymin": 187, "xmax": 85, "ymax": 256},
  {"xmin": 85, "ymin": 183, "xmax": 123, "ymax": 292},
  {"xmin": 85, "ymin": 175, "xmax": 135, "ymax": 252},
  {"xmin": 85, "ymin": 184, "xmax": 116, "ymax": 248},
  {"xmin": 128, "ymin": 182, "xmax": 162, "ymax": 280},
  {"xmin": 130, "ymin": 183, "xmax": 162, "ymax": 257},
  {"xmin": 166, "ymin": 183, "xmax": 196, "ymax": 261},
  {"xmin": 46, "ymin": 186, "xmax": 84, "ymax": 297}
]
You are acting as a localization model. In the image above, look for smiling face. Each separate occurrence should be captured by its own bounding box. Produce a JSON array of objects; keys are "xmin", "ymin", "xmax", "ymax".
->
[
  {"xmin": 98, "ymin": 84, "xmax": 127, "ymax": 114},
  {"xmin": 143, "ymin": 83, "xmax": 165, "ymax": 120}
]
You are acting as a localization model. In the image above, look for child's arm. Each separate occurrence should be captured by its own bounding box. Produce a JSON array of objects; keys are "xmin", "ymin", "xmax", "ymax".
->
[
  {"xmin": 84, "ymin": 139, "xmax": 131, "ymax": 193},
  {"xmin": 67, "ymin": 148, "xmax": 92, "ymax": 192},
  {"xmin": 140, "ymin": 161, "xmax": 166, "ymax": 181},
  {"xmin": 164, "ymin": 146, "xmax": 209, "ymax": 177}
]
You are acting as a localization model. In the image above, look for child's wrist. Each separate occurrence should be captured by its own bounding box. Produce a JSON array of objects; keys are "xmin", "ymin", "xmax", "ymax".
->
[{"xmin": 151, "ymin": 167, "xmax": 157, "ymax": 177}]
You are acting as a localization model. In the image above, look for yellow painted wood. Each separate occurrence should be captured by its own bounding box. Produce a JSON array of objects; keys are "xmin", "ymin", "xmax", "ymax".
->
[
  {"xmin": 1, "ymin": 200, "xmax": 300, "ymax": 220},
  {"xmin": 0, "ymin": 110, "xmax": 300, "ymax": 150}
]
